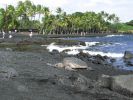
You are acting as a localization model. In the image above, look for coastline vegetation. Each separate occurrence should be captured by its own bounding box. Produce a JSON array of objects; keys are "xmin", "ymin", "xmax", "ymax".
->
[
  {"xmin": 118, "ymin": 24, "xmax": 133, "ymax": 33},
  {"xmin": 0, "ymin": 0, "xmax": 132, "ymax": 34}
]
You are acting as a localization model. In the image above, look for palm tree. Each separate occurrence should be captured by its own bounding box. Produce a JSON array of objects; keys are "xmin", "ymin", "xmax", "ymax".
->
[
  {"xmin": 30, "ymin": 4, "xmax": 36, "ymax": 29},
  {"xmin": 41, "ymin": 7, "xmax": 50, "ymax": 34},
  {"xmin": 36, "ymin": 4, "xmax": 42, "ymax": 20},
  {"xmin": 16, "ymin": 1, "xmax": 26, "ymax": 29},
  {"xmin": 55, "ymin": 7, "xmax": 64, "ymax": 34},
  {"xmin": 0, "ymin": 8, "xmax": 5, "ymax": 31},
  {"xmin": 6, "ymin": 5, "xmax": 18, "ymax": 30},
  {"xmin": 56, "ymin": 7, "xmax": 62, "ymax": 15},
  {"xmin": 0, "ymin": 5, "xmax": 18, "ymax": 32}
]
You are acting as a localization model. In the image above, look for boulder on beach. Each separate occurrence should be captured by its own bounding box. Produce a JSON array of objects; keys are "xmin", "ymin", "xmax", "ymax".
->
[
  {"xmin": 76, "ymin": 52, "xmax": 92, "ymax": 61},
  {"xmin": 112, "ymin": 74, "xmax": 133, "ymax": 97},
  {"xmin": 125, "ymin": 59, "xmax": 133, "ymax": 66},
  {"xmin": 55, "ymin": 57, "xmax": 92, "ymax": 71},
  {"xmin": 92, "ymin": 54, "xmax": 108, "ymax": 65},
  {"xmin": 97, "ymin": 74, "xmax": 133, "ymax": 97}
]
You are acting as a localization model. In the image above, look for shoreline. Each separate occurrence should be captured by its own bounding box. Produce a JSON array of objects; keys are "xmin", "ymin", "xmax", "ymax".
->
[
  {"xmin": 37, "ymin": 33, "xmax": 128, "ymax": 38},
  {"xmin": 1, "ymin": 32, "xmax": 132, "ymax": 38}
]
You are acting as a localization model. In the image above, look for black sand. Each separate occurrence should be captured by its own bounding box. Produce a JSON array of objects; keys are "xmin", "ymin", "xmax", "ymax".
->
[{"xmin": 0, "ymin": 34, "xmax": 133, "ymax": 100}]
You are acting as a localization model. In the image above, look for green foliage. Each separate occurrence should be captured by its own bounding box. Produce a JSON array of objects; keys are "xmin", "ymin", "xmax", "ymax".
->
[
  {"xmin": 109, "ymin": 23, "xmax": 122, "ymax": 32},
  {"xmin": 0, "ymin": 0, "xmax": 126, "ymax": 34},
  {"xmin": 126, "ymin": 20, "xmax": 133, "ymax": 26},
  {"xmin": 0, "ymin": 8, "xmax": 4, "ymax": 29},
  {"xmin": 118, "ymin": 24, "xmax": 133, "ymax": 32}
]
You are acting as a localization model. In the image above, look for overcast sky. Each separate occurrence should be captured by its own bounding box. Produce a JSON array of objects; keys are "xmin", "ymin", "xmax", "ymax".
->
[{"xmin": 0, "ymin": 0, "xmax": 132, "ymax": 22}]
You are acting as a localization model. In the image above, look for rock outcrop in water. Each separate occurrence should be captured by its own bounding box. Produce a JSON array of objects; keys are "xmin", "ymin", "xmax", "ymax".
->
[
  {"xmin": 124, "ymin": 51, "xmax": 133, "ymax": 59},
  {"xmin": 124, "ymin": 51, "xmax": 133, "ymax": 66}
]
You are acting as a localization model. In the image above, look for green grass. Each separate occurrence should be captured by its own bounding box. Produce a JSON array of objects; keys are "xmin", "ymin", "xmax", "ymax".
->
[{"xmin": 119, "ymin": 24, "xmax": 133, "ymax": 32}]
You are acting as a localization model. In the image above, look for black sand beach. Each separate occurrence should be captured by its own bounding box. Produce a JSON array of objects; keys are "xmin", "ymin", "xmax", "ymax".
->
[{"xmin": 0, "ymin": 34, "xmax": 133, "ymax": 100}]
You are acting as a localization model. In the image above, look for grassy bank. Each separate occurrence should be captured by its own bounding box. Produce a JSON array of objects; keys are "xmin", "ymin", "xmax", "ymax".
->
[{"xmin": 119, "ymin": 24, "xmax": 133, "ymax": 33}]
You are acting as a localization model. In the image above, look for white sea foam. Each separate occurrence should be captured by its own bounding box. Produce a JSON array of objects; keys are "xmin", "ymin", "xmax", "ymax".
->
[
  {"xmin": 82, "ymin": 50, "xmax": 124, "ymax": 58},
  {"xmin": 105, "ymin": 35, "xmax": 124, "ymax": 37},
  {"xmin": 47, "ymin": 43, "xmax": 65, "ymax": 52},
  {"xmin": 85, "ymin": 42, "xmax": 100, "ymax": 46},
  {"xmin": 99, "ymin": 42, "xmax": 126, "ymax": 47},
  {"xmin": 47, "ymin": 42, "xmax": 100, "ymax": 53},
  {"xmin": 114, "ymin": 43, "xmax": 126, "ymax": 46},
  {"xmin": 66, "ymin": 50, "xmax": 80, "ymax": 55},
  {"xmin": 46, "ymin": 42, "xmax": 124, "ymax": 58},
  {"xmin": 47, "ymin": 42, "xmax": 87, "ymax": 52}
]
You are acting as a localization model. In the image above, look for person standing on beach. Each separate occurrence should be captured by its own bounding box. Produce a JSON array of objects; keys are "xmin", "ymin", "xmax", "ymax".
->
[{"xmin": 2, "ymin": 31, "xmax": 5, "ymax": 39}]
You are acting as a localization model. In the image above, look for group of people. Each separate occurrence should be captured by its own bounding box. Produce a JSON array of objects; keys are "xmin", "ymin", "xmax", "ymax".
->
[{"xmin": 1, "ymin": 30, "xmax": 33, "ymax": 39}]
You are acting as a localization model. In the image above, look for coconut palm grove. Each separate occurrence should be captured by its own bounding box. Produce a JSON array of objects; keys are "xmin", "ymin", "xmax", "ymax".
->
[{"xmin": 0, "ymin": 0, "xmax": 133, "ymax": 34}]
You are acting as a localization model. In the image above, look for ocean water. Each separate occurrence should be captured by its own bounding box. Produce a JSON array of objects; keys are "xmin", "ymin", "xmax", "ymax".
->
[
  {"xmin": 69, "ymin": 35, "xmax": 133, "ymax": 54},
  {"xmin": 46, "ymin": 34, "xmax": 133, "ymax": 70}
]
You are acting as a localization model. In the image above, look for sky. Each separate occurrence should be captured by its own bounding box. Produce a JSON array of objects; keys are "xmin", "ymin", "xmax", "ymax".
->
[{"xmin": 0, "ymin": 0, "xmax": 132, "ymax": 22}]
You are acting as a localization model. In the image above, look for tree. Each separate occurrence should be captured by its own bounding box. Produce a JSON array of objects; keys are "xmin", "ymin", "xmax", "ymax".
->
[
  {"xmin": 0, "ymin": 0, "xmax": 122, "ymax": 34},
  {"xmin": 6, "ymin": 5, "xmax": 18, "ymax": 30},
  {"xmin": 40, "ymin": 7, "xmax": 50, "ymax": 34},
  {"xmin": 36, "ymin": 4, "xmax": 42, "ymax": 20},
  {"xmin": 126, "ymin": 20, "xmax": 133, "ymax": 26},
  {"xmin": 0, "ymin": 8, "xmax": 5, "ymax": 31}
]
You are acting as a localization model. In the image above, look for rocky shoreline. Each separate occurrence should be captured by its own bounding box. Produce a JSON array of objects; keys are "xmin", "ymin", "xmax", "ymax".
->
[{"xmin": 0, "ymin": 35, "xmax": 133, "ymax": 100}]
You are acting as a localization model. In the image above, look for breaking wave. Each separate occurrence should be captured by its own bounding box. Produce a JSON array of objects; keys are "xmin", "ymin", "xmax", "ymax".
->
[
  {"xmin": 105, "ymin": 35, "xmax": 124, "ymax": 37},
  {"xmin": 46, "ymin": 42, "xmax": 123, "ymax": 58}
]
